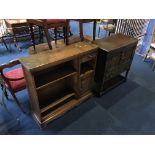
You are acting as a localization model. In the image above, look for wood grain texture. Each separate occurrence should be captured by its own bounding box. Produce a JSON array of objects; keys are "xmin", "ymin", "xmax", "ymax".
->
[{"xmin": 20, "ymin": 41, "xmax": 98, "ymax": 127}]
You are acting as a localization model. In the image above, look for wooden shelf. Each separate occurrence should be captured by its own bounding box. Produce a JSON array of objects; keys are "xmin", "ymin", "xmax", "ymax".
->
[
  {"xmin": 41, "ymin": 92, "xmax": 75, "ymax": 114},
  {"xmin": 36, "ymin": 70, "xmax": 77, "ymax": 90},
  {"xmin": 80, "ymin": 70, "xmax": 94, "ymax": 78},
  {"xmin": 35, "ymin": 64, "xmax": 76, "ymax": 88},
  {"xmin": 80, "ymin": 59, "xmax": 95, "ymax": 75},
  {"xmin": 41, "ymin": 91, "xmax": 92, "ymax": 125}
]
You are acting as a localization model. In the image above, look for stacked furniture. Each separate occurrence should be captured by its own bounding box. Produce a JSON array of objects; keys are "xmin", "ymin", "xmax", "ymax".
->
[
  {"xmin": 93, "ymin": 34, "xmax": 138, "ymax": 96},
  {"xmin": 27, "ymin": 19, "xmax": 69, "ymax": 50},
  {"xmin": 20, "ymin": 41, "xmax": 98, "ymax": 127},
  {"xmin": 19, "ymin": 33, "xmax": 138, "ymax": 127}
]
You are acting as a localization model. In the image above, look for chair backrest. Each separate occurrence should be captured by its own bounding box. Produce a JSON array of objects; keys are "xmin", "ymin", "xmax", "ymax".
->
[{"xmin": 0, "ymin": 59, "xmax": 24, "ymax": 81}]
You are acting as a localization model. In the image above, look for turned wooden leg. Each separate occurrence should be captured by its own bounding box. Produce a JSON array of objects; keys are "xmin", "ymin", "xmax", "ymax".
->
[
  {"xmin": 29, "ymin": 23, "xmax": 36, "ymax": 50},
  {"xmin": 79, "ymin": 21, "xmax": 84, "ymax": 41},
  {"xmin": 1, "ymin": 37, "xmax": 9, "ymax": 51},
  {"xmin": 44, "ymin": 27, "xmax": 52, "ymax": 50},
  {"xmin": 66, "ymin": 21, "xmax": 69, "ymax": 45},
  {"xmin": 1, "ymin": 84, "xmax": 9, "ymax": 99},
  {"xmin": 39, "ymin": 26, "xmax": 43, "ymax": 43},
  {"xmin": 54, "ymin": 28, "xmax": 57, "ymax": 45},
  {"xmin": 98, "ymin": 26, "xmax": 101, "ymax": 38},
  {"xmin": 63, "ymin": 26, "xmax": 66, "ymax": 43},
  {"xmin": 93, "ymin": 20, "xmax": 97, "ymax": 40}
]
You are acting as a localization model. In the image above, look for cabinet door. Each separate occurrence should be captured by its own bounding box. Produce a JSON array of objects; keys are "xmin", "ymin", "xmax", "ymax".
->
[
  {"xmin": 104, "ymin": 51, "xmax": 121, "ymax": 80},
  {"xmin": 120, "ymin": 45, "xmax": 135, "ymax": 64}
]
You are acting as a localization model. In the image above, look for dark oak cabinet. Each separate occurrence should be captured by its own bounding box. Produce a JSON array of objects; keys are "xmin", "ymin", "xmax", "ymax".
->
[{"xmin": 93, "ymin": 34, "xmax": 138, "ymax": 96}]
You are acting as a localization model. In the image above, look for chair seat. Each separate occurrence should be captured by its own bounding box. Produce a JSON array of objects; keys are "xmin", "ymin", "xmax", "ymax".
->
[
  {"xmin": 46, "ymin": 19, "xmax": 67, "ymax": 25},
  {"xmin": 4, "ymin": 68, "xmax": 26, "ymax": 92}
]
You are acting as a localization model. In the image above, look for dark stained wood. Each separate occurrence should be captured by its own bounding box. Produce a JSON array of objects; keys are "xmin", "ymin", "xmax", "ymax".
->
[
  {"xmin": 70, "ymin": 19, "xmax": 98, "ymax": 41},
  {"xmin": 27, "ymin": 19, "xmax": 69, "ymax": 50},
  {"xmin": 0, "ymin": 59, "xmax": 26, "ymax": 113},
  {"xmin": 93, "ymin": 34, "xmax": 138, "ymax": 96},
  {"xmin": 20, "ymin": 41, "xmax": 98, "ymax": 127}
]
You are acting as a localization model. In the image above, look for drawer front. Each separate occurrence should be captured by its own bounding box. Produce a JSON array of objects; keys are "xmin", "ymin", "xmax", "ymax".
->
[
  {"xmin": 80, "ymin": 51, "xmax": 97, "ymax": 63},
  {"xmin": 79, "ymin": 76, "xmax": 94, "ymax": 94}
]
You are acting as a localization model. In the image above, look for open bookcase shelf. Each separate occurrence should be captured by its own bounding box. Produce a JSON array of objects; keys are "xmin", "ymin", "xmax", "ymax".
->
[
  {"xmin": 34, "ymin": 61, "xmax": 76, "ymax": 88},
  {"xmin": 80, "ymin": 59, "xmax": 95, "ymax": 76},
  {"xmin": 40, "ymin": 88, "xmax": 75, "ymax": 115},
  {"xmin": 20, "ymin": 41, "xmax": 98, "ymax": 127}
]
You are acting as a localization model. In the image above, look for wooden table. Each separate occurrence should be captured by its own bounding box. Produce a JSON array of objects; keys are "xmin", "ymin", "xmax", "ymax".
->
[{"xmin": 4, "ymin": 19, "xmax": 29, "ymax": 51}]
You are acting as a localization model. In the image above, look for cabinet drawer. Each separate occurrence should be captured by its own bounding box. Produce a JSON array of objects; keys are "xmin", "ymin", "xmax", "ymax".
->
[
  {"xmin": 80, "ymin": 52, "xmax": 97, "ymax": 63},
  {"xmin": 79, "ymin": 76, "xmax": 94, "ymax": 94}
]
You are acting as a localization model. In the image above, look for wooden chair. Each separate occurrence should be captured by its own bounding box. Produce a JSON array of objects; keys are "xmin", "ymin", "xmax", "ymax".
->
[
  {"xmin": 72, "ymin": 19, "xmax": 97, "ymax": 41},
  {"xmin": 27, "ymin": 19, "xmax": 69, "ymax": 50},
  {"xmin": 144, "ymin": 25, "xmax": 155, "ymax": 70},
  {"xmin": 98, "ymin": 19, "xmax": 117, "ymax": 37},
  {"xmin": 0, "ymin": 60, "xmax": 26, "ymax": 113},
  {"xmin": 0, "ymin": 20, "xmax": 9, "ymax": 51},
  {"xmin": 4, "ymin": 19, "xmax": 29, "ymax": 51}
]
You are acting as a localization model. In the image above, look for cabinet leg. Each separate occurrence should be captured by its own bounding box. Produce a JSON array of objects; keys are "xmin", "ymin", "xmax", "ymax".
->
[{"xmin": 125, "ymin": 69, "xmax": 130, "ymax": 81}]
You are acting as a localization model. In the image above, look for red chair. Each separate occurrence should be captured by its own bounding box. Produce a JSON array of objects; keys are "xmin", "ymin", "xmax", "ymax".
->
[
  {"xmin": 0, "ymin": 60, "xmax": 26, "ymax": 113},
  {"xmin": 27, "ymin": 19, "xmax": 69, "ymax": 50}
]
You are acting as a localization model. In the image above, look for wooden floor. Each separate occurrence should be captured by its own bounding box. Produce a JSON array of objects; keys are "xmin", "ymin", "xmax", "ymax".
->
[{"xmin": 29, "ymin": 35, "xmax": 94, "ymax": 55}]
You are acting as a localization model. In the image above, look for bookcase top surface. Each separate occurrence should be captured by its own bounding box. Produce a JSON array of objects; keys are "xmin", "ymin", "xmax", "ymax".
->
[
  {"xmin": 93, "ymin": 33, "xmax": 138, "ymax": 52},
  {"xmin": 20, "ymin": 41, "xmax": 98, "ymax": 72}
]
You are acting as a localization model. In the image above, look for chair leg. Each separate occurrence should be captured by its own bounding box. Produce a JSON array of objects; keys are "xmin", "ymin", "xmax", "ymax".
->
[
  {"xmin": 66, "ymin": 23, "xmax": 69, "ymax": 45},
  {"xmin": 54, "ymin": 28, "xmax": 57, "ymax": 45},
  {"xmin": 1, "ymin": 84, "xmax": 9, "ymax": 99},
  {"xmin": 152, "ymin": 62, "xmax": 155, "ymax": 71},
  {"xmin": 12, "ymin": 29, "xmax": 22, "ymax": 51},
  {"xmin": 79, "ymin": 21, "xmax": 84, "ymax": 41},
  {"xmin": 1, "ymin": 37, "xmax": 9, "ymax": 51},
  {"xmin": 44, "ymin": 27, "xmax": 52, "ymax": 49},
  {"xmin": 9, "ymin": 90, "xmax": 25, "ymax": 113},
  {"xmin": 143, "ymin": 50, "xmax": 150, "ymax": 61},
  {"xmin": 29, "ymin": 23, "xmax": 36, "ymax": 50},
  {"xmin": 39, "ymin": 26, "xmax": 43, "ymax": 43},
  {"xmin": 98, "ymin": 26, "xmax": 100, "ymax": 38},
  {"xmin": 63, "ymin": 26, "xmax": 66, "ymax": 43},
  {"xmin": 93, "ymin": 20, "xmax": 97, "ymax": 40}
]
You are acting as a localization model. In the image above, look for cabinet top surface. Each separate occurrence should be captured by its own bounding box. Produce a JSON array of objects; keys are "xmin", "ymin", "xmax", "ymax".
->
[
  {"xmin": 20, "ymin": 41, "xmax": 98, "ymax": 72},
  {"xmin": 93, "ymin": 33, "xmax": 138, "ymax": 52}
]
